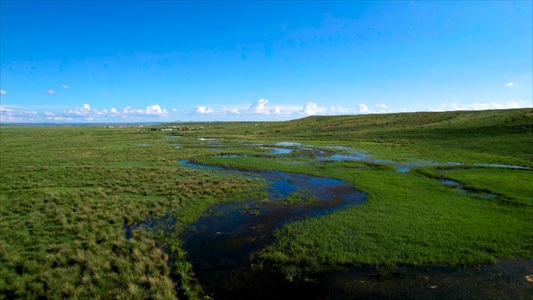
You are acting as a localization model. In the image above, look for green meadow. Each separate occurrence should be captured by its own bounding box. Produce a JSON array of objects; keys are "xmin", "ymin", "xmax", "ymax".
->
[{"xmin": 1, "ymin": 108, "xmax": 532, "ymax": 299}]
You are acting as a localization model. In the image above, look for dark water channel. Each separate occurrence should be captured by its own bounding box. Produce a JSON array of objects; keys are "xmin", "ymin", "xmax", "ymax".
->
[
  {"xmin": 178, "ymin": 159, "xmax": 368, "ymax": 299},
  {"xmin": 435, "ymin": 170, "xmax": 501, "ymax": 199}
]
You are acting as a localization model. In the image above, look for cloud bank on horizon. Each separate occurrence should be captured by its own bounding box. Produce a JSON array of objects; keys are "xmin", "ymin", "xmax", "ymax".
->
[{"xmin": 0, "ymin": 98, "xmax": 529, "ymax": 123}]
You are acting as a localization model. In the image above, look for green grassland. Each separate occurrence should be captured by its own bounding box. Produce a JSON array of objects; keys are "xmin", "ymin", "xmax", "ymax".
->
[
  {"xmin": 1, "ymin": 108, "xmax": 532, "ymax": 299},
  {"xmin": 0, "ymin": 127, "xmax": 264, "ymax": 299}
]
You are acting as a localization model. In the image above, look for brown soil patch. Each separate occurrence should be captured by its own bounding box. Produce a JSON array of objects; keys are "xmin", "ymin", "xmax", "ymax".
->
[{"xmin": 322, "ymin": 122, "xmax": 355, "ymax": 129}]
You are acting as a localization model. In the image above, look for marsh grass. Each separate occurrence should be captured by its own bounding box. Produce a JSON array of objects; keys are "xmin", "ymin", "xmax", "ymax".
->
[
  {"xmin": 276, "ymin": 189, "xmax": 319, "ymax": 205},
  {"xmin": 0, "ymin": 127, "xmax": 262, "ymax": 299}
]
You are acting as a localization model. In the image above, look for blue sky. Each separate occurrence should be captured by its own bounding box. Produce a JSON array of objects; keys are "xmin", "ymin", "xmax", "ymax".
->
[{"xmin": 1, "ymin": 1, "xmax": 531, "ymax": 123}]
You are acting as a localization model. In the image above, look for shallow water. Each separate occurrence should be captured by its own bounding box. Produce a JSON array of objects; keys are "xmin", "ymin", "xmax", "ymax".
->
[
  {"xmin": 179, "ymin": 161, "xmax": 367, "ymax": 299},
  {"xmin": 164, "ymin": 135, "xmax": 183, "ymax": 139},
  {"xmin": 313, "ymin": 146, "xmax": 532, "ymax": 171},
  {"xmin": 265, "ymin": 147, "xmax": 293, "ymax": 154},
  {"xmin": 320, "ymin": 145, "xmax": 354, "ymax": 150},
  {"xmin": 436, "ymin": 173, "xmax": 500, "ymax": 199},
  {"xmin": 178, "ymin": 139, "xmax": 533, "ymax": 171},
  {"xmin": 185, "ymin": 260, "xmax": 533, "ymax": 300},
  {"xmin": 275, "ymin": 142, "xmax": 301, "ymax": 147},
  {"xmin": 472, "ymin": 163, "xmax": 532, "ymax": 170},
  {"xmin": 178, "ymin": 160, "xmax": 224, "ymax": 170},
  {"xmin": 319, "ymin": 154, "xmax": 369, "ymax": 161},
  {"xmin": 439, "ymin": 178, "xmax": 464, "ymax": 187}
]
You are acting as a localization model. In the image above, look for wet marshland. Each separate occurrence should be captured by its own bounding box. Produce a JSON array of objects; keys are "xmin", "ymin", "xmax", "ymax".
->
[{"xmin": 132, "ymin": 138, "xmax": 533, "ymax": 299}]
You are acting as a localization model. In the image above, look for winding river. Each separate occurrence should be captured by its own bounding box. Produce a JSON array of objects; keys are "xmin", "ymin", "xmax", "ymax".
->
[{"xmin": 178, "ymin": 152, "xmax": 367, "ymax": 299}]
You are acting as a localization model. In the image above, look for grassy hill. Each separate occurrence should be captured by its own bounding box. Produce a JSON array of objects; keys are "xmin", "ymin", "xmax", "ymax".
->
[{"xmin": 168, "ymin": 108, "xmax": 533, "ymax": 162}]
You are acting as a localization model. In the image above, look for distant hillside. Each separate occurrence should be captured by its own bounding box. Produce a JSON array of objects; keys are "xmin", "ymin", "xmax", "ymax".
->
[
  {"xmin": 270, "ymin": 108, "xmax": 529, "ymax": 136},
  {"xmin": 166, "ymin": 108, "xmax": 533, "ymax": 161},
  {"xmin": 265, "ymin": 108, "xmax": 533, "ymax": 161}
]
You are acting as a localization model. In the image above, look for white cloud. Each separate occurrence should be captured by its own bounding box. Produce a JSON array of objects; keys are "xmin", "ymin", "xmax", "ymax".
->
[
  {"xmin": 246, "ymin": 98, "xmax": 293, "ymax": 115},
  {"xmin": 221, "ymin": 107, "xmax": 239, "ymax": 114},
  {"xmin": 195, "ymin": 106, "xmax": 240, "ymax": 115},
  {"xmin": 61, "ymin": 104, "xmax": 168, "ymax": 119},
  {"xmin": 328, "ymin": 106, "xmax": 354, "ymax": 114},
  {"xmin": 505, "ymin": 83, "xmax": 515, "ymax": 87},
  {"xmin": 191, "ymin": 99, "xmax": 295, "ymax": 116},
  {"xmin": 144, "ymin": 105, "xmax": 166, "ymax": 115},
  {"xmin": 1, "ymin": 105, "xmax": 29, "ymax": 109},
  {"xmin": 64, "ymin": 104, "xmax": 94, "ymax": 116},
  {"xmin": 40, "ymin": 90, "xmax": 56, "ymax": 94},
  {"xmin": 0, "ymin": 105, "xmax": 38, "ymax": 122},
  {"xmin": 299, "ymin": 103, "xmax": 380, "ymax": 116},
  {"xmin": 277, "ymin": 105, "xmax": 305, "ymax": 115},
  {"xmin": 303, "ymin": 102, "xmax": 326, "ymax": 115},
  {"xmin": 61, "ymin": 85, "xmax": 70, "ymax": 89},
  {"xmin": 376, "ymin": 104, "xmax": 387, "ymax": 108},
  {"xmin": 172, "ymin": 108, "xmax": 178, "ymax": 112},
  {"xmin": 123, "ymin": 105, "xmax": 168, "ymax": 116},
  {"xmin": 249, "ymin": 98, "xmax": 270, "ymax": 114},
  {"xmin": 449, "ymin": 102, "xmax": 521, "ymax": 111},
  {"xmin": 0, "ymin": 103, "xmax": 188, "ymax": 121},
  {"xmin": 196, "ymin": 106, "xmax": 215, "ymax": 114},
  {"xmin": 0, "ymin": 90, "xmax": 6, "ymax": 95},
  {"xmin": 46, "ymin": 116, "xmax": 72, "ymax": 121}
]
